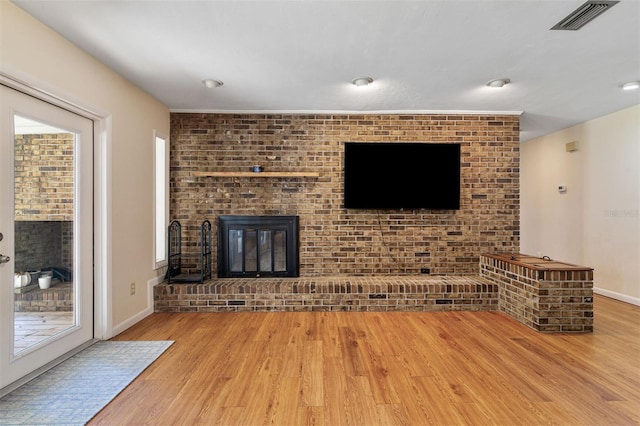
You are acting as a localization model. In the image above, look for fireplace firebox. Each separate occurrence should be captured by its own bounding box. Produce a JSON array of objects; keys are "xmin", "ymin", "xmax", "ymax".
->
[{"xmin": 217, "ymin": 215, "xmax": 299, "ymax": 278}]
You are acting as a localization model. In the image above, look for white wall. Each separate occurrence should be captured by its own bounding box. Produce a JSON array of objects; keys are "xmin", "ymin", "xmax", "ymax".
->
[
  {"xmin": 1, "ymin": 1, "xmax": 170, "ymax": 333},
  {"xmin": 521, "ymin": 104, "xmax": 640, "ymax": 304}
]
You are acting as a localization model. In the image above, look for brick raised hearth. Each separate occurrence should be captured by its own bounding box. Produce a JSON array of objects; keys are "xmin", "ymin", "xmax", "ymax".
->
[
  {"xmin": 154, "ymin": 253, "xmax": 595, "ymax": 334},
  {"xmin": 14, "ymin": 282, "xmax": 73, "ymax": 312},
  {"xmin": 480, "ymin": 253, "xmax": 594, "ymax": 333},
  {"xmin": 154, "ymin": 275, "xmax": 498, "ymax": 313}
]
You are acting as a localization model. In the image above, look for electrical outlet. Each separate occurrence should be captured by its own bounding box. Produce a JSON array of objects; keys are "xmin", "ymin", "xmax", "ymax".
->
[
  {"xmin": 420, "ymin": 268, "xmax": 430, "ymax": 274},
  {"xmin": 130, "ymin": 282, "xmax": 136, "ymax": 295}
]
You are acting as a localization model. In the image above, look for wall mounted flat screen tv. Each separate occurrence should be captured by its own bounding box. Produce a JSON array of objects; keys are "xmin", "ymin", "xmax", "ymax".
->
[{"xmin": 344, "ymin": 142, "xmax": 461, "ymax": 210}]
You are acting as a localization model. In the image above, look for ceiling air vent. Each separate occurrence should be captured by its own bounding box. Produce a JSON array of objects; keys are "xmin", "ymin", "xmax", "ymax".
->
[{"xmin": 551, "ymin": 1, "xmax": 619, "ymax": 30}]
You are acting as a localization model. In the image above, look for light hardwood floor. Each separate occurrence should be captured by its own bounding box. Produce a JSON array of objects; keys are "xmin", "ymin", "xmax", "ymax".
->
[{"xmin": 89, "ymin": 295, "xmax": 640, "ymax": 425}]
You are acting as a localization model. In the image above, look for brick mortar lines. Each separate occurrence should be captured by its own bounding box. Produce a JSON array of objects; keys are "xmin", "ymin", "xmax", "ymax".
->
[
  {"xmin": 170, "ymin": 113, "xmax": 520, "ymax": 278},
  {"xmin": 479, "ymin": 258, "xmax": 593, "ymax": 333},
  {"xmin": 154, "ymin": 276, "xmax": 499, "ymax": 313}
]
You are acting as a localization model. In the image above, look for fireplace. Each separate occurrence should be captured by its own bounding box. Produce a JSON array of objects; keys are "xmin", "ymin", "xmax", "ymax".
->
[{"xmin": 217, "ymin": 215, "xmax": 299, "ymax": 278}]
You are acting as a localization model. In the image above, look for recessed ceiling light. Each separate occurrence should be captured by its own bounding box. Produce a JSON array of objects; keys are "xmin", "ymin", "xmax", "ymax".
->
[
  {"xmin": 351, "ymin": 76, "xmax": 373, "ymax": 87},
  {"xmin": 621, "ymin": 81, "xmax": 640, "ymax": 91},
  {"xmin": 202, "ymin": 79, "xmax": 223, "ymax": 88},
  {"xmin": 486, "ymin": 78, "xmax": 511, "ymax": 88}
]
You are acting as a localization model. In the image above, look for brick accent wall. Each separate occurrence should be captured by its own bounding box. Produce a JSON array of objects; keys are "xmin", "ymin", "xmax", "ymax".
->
[
  {"xmin": 15, "ymin": 133, "xmax": 74, "ymax": 221},
  {"xmin": 170, "ymin": 113, "xmax": 520, "ymax": 277},
  {"xmin": 13, "ymin": 132, "xmax": 74, "ymax": 274}
]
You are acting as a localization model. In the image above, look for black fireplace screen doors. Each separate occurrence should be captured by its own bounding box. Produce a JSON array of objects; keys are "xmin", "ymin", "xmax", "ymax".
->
[{"xmin": 217, "ymin": 215, "xmax": 299, "ymax": 278}]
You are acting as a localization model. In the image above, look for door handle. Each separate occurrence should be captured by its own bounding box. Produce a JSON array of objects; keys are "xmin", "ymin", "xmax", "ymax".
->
[{"xmin": 0, "ymin": 233, "xmax": 8, "ymax": 263}]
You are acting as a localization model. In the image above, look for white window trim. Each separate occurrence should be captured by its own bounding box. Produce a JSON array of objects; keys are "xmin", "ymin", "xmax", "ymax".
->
[{"xmin": 153, "ymin": 130, "xmax": 169, "ymax": 269}]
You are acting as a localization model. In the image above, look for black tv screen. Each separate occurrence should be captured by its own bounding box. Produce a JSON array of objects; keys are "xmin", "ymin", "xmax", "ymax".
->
[{"xmin": 344, "ymin": 142, "xmax": 461, "ymax": 210}]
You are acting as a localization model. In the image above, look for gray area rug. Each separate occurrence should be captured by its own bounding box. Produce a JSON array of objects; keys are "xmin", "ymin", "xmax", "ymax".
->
[{"xmin": 0, "ymin": 340, "xmax": 174, "ymax": 425}]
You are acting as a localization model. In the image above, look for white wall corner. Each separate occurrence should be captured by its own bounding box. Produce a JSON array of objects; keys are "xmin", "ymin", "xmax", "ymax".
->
[{"xmin": 111, "ymin": 275, "xmax": 163, "ymax": 336}]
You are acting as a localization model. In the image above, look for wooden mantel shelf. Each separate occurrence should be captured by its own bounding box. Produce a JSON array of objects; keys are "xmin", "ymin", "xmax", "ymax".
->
[{"xmin": 194, "ymin": 171, "xmax": 320, "ymax": 178}]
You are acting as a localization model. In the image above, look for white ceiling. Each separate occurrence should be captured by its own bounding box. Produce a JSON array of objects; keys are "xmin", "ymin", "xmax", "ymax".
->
[{"xmin": 12, "ymin": 0, "xmax": 640, "ymax": 141}]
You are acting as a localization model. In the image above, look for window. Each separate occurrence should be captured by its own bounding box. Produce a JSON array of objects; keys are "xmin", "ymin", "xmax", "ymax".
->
[{"xmin": 154, "ymin": 132, "xmax": 168, "ymax": 268}]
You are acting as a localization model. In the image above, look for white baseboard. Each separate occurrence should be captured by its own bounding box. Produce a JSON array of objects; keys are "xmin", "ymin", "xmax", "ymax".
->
[
  {"xmin": 112, "ymin": 275, "xmax": 164, "ymax": 336},
  {"xmin": 594, "ymin": 287, "xmax": 640, "ymax": 306}
]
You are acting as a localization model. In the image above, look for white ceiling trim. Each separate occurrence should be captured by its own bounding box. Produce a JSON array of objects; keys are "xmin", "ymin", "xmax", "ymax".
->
[{"xmin": 170, "ymin": 109, "xmax": 524, "ymax": 116}]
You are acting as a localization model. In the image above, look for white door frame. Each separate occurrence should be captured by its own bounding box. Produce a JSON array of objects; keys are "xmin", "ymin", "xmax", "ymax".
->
[{"xmin": 0, "ymin": 73, "xmax": 112, "ymax": 342}]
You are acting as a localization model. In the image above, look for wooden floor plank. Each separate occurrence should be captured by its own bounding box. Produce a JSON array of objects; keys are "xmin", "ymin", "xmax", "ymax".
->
[
  {"xmin": 300, "ymin": 340, "xmax": 324, "ymax": 407},
  {"xmin": 321, "ymin": 356, "xmax": 350, "ymax": 426},
  {"xmin": 88, "ymin": 295, "xmax": 640, "ymax": 425}
]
